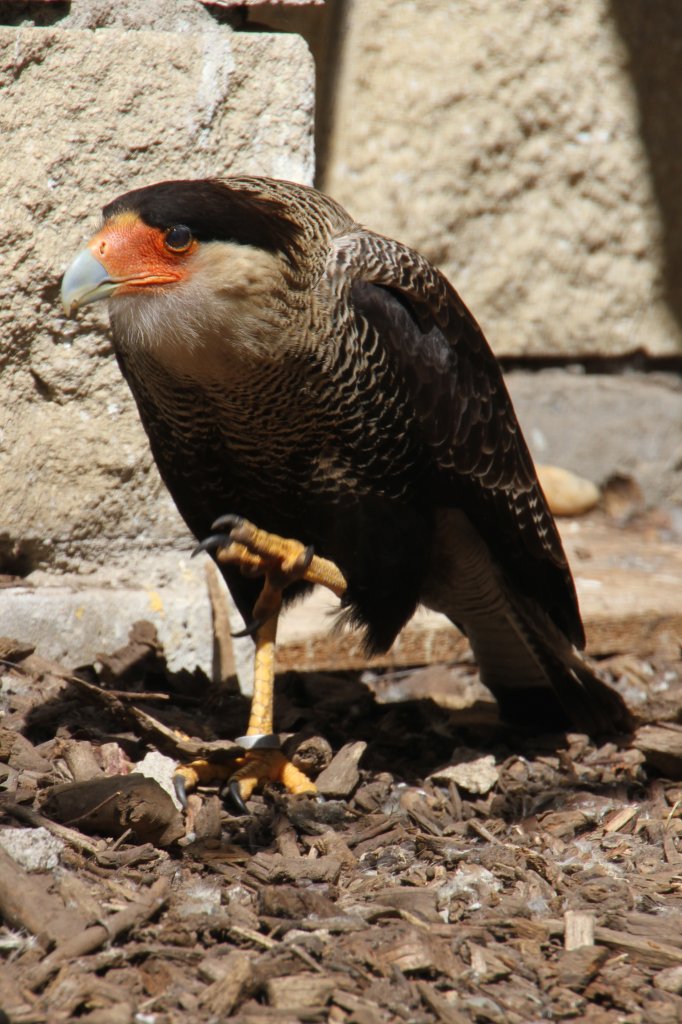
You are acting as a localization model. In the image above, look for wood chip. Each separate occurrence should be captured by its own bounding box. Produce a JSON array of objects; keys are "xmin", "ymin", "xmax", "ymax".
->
[
  {"xmin": 0, "ymin": 637, "xmax": 35, "ymax": 662},
  {"xmin": 544, "ymin": 917, "xmax": 682, "ymax": 968},
  {"xmin": 416, "ymin": 981, "xmax": 469, "ymax": 1024},
  {"xmin": 205, "ymin": 560, "xmax": 237, "ymax": 687},
  {"xmin": 311, "ymin": 829, "xmax": 358, "ymax": 867},
  {"xmin": 199, "ymin": 950, "xmax": 253, "ymax": 1015},
  {"xmin": 634, "ymin": 724, "xmax": 682, "ymax": 778},
  {"xmin": 41, "ymin": 773, "xmax": 185, "ymax": 847},
  {"xmin": 602, "ymin": 805, "xmax": 639, "ymax": 833},
  {"xmin": 28, "ymin": 876, "xmax": 171, "ymax": 989},
  {"xmin": 266, "ymin": 973, "xmax": 335, "ymax": 1010},
  {"xmin": 564, "ymin": 910, "xmax": 595, "ymax": 950},
  {"xmin": 57, "ymin": 738, "xmax": 104, "ymax": 782},
  {"xmin": 259, "ymin": 884, "xmax": 339, "ymax": 920},
  {"xmin": 373, "ymin": 888, "xmax": 442, "ymax": 924},
  {"xmin": 315, "ymin": 740, "xmax": 366, "ymax": 797},
  {"xmin": 0, "ymin": 845, "xmax": 83, "ymax": 949},
  {"xmin": 557, "ymin": 946, "xmax": 609, "ymax": 990},
  {"xmin": 377, "ymin": 929, "xmax": 435, "ymax": 973},
  {"xmin": 246, "ymin": 852, "xmax": 342, "ymax": 886}
]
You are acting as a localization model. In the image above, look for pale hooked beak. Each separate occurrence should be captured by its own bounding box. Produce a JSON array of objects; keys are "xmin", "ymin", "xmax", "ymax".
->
[{"xmin": 61, "ymin": 248, "xmax": 119, "ymax": 316}]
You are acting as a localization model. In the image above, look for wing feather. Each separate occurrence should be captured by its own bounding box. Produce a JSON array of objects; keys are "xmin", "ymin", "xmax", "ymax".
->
[{"xmin": 332, "ymin": 231, "xmax": 585, "ymax": 648}]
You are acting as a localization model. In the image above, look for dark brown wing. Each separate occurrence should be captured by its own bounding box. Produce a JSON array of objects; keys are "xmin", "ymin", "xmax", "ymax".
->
[{"xmin": 334, "ymin": 230, "xmax": 585, "ymax": 649}]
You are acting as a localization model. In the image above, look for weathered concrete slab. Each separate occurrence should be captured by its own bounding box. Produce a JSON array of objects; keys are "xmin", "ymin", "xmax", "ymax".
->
[
  {"xmin": 0, "ymin": 553, "xmax": 239, "ymax": 679},
  {"xmin": 325, "ymin": 0, "xmax": 682, "ymax": 358}
]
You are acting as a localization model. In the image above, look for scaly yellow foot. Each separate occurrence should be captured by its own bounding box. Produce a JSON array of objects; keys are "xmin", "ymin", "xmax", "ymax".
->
[
  {"xmin": 196, "ymin": 515, "xmax": 347, "ymax": 607},
  {"xmin": 173, "ymin": 749, "xmax": 316, "ymax": 813},
  {"xmin": 176, "ymin": 524, "xmax": 347, "ymax": 813}
]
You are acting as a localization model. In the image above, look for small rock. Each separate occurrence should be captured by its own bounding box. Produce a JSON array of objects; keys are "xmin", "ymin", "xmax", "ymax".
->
[
  {"xmin": 0, "ymin": 827, "xmax": 63, "ymax": 872},
  {"xmin": 267, "ymin": 973, "xmax": 335, "ymax": 1009},
  {"xmin": 135, "ymin": 750, "xmax": 183, "ymax": 810},
  {"xmin": 176, "ymin": 879, "xmax": 223, "ymax": 919},
  {"xmin": 536, "ymin": 464, "xmax": 600, "ymax": 517},
  {"xmin": 440, "ymin": 864, "xmax": 502, "ymax": 903},
  {"xmin": 430, "ymin": 753, "xmax": 499, "ymax": 795}
]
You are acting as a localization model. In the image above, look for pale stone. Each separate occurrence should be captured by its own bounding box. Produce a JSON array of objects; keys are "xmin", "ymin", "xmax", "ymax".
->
[
  {"xmin": 61, "ymin": 0, "xmax": 216, "ymax": 31},
  {"xmin": 653, "ymin": 965, "xmax": 682, "ymax": 995},
  {"xmin": 0, "ymin": 551, "xmax": 249, "ymax": 678},
  {"xmin": 325, "ymin": 0, "xmax": 680, "ymax": 357},
  {"xmin": 135, "ymin": 751, "xmax": 183, "ymax": 810},
  {"xmin": 176, "ymin": 879, "xmax": 223, "ymax": 918},
  {"xmin": 536, "ymin": 465, "xmax": 600, "ymax": 518},
  {"xmin": 0, "ymin": 827, "xmax": 64, "ymax": 872},
  {"xmin": 440, "ymin": 865, "xmax": 502, "ymax": 902},
  {"xmin": 429, "ymin": 754, "xmax": 499, "ymax": 796}
]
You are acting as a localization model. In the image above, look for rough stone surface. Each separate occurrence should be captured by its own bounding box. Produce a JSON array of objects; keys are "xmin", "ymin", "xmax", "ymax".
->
[
  {"xmin": 0, "ymin": 24, "xmax": 314, "ymax": 580},
  {"xmin": 506, "ymin": 370, "xmax": 682, "ymax": 510},
  {"xmin": 60, "ymin": 0, "xmax": 217, "ymax": 31},
  {"xmin": 0, "ymin": 551, "xmax": 256, "ymax": 683},
  {"xmin": 0, "ymin": 554, "xmax": 210, "ymax": 673},
  {"xmin": 0, "ymin": 827, "xmax": 64, "ymax": 872},
  {"xmin": 325, "ymin": 0, "xmax": 682, "ymax": 357}
]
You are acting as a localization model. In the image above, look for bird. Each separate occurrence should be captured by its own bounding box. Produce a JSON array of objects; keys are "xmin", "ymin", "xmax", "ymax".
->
[{"xmin": 61, "ymin": 176, "xmax": 631, "ymax": 808}]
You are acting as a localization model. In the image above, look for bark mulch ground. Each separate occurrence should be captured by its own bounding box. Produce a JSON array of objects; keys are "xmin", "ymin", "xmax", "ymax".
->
[{"xmin": 1, "ymin": 616, "xmax": 682, "ymax": 1023}]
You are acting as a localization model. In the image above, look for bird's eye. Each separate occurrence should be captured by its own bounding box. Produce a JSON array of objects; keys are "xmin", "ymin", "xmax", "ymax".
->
[{"xmin": 164, "ymin": 225, "xmax": 193, "ymax": 252}]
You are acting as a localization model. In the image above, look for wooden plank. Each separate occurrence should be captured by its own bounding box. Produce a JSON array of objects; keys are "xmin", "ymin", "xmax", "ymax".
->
[
  {"xmin": 201, "ymin": 1, "xmax": 323, "ymax": 7},
  {"xmin": 276, "ymin": 520, "xmax": 682, "ymax": 672}
]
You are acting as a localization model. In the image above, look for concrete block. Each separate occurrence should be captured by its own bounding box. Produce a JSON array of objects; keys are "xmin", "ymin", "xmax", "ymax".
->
[
  {"xmin": 0, "ymin": 551, "xmax": 256, "ymax": 682},
  {"xmin": 325, "ymin": 0, "xmax": 682, "ymax": 358}
]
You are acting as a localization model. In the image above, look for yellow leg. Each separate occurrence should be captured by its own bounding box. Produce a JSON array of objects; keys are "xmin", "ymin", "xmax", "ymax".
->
[
  {"xmin": 227, "ymin": 596, "xmax": 316, "ymax": 808},
  {"xmin": 176, "ymin": 517, "xmax": 347, "ymax": 812},
  {"xmin": 247, "ymin": 595, "xmax": 279, "ymax": 737}
]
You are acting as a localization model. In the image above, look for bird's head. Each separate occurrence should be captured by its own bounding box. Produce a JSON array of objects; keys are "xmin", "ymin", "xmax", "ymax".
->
[{"xmin": 60, "ymin": 178, "xmax": 327, "ymax": 367}]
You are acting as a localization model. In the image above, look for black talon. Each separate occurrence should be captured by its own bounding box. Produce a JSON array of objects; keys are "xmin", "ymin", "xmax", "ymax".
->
[
  {"xmin": 211, "ymin": 513, "xmax": 245, "ymax": 532},
  {"xmin": 231, "ymin": 616, "xmax": 265, "ymax": 638},
  {"xmin": 173, "ymin": 774, "xmax": 189, "ymax": 809},
  {"xmin": 225, "ymin": 779, "xmax": 249, "ymax": 815},
  {"xmin": 192, "ymin": 533, "xmax": 231, "ymax": 558},
  {"xmin": 300, "ymin": 544, "xmax": 314, "ymax": 571}
]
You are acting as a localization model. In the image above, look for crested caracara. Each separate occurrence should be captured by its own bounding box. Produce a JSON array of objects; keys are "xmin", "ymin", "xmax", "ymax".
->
[{"xmin": 61, "ymin": 177, "xmax": 631, "ymax": 809}]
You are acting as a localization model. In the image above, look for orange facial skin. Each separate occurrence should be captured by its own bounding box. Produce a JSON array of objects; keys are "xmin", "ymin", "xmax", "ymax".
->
[{"xmin": 89, "ymin": 212, "xmax": 198, "ymax": 293}]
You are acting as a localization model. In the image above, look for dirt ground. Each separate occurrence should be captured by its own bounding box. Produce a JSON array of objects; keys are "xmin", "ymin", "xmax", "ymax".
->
[{"xmin": 1, "ymin": 569, "xmax": 682, "ymax": 1023}]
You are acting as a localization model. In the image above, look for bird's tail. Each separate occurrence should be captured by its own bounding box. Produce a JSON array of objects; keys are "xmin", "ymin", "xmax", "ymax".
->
[
  {"xmin": 449, "ymin": 599, "xmax": 632, "ymax": 735},
  {"xmin": 425, "ymin": 508, "xmax": 631, "ymax": 735}
]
